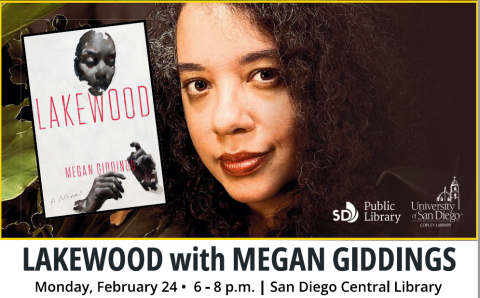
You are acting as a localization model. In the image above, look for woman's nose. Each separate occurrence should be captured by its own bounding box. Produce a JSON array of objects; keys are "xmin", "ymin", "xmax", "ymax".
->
[
  {"xmin": 95, "ymin": 61, "xmax": 107, "ymax": 79},
  {"xmin": 211, "ymin": 82, "xmax": 255, "ymax": 136}
]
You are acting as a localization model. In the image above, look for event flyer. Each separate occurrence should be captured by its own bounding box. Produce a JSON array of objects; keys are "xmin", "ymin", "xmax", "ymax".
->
[{"xmin": 0, "ymin": 1, "xmax": 478, "ymax": 297}]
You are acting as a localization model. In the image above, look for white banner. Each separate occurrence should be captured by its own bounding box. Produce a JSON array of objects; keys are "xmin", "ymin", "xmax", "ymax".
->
[{"xmin": 0, "ymin": 240, "xmax": 477, "ymax": 297}]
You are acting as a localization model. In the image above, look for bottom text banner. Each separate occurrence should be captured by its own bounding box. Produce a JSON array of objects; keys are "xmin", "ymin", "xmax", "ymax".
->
[{"xmin": 0, "ymin": 240, "xmax": 477, "ymax": 297}]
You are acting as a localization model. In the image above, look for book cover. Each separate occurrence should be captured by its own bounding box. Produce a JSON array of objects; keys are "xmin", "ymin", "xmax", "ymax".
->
[{"xmin": 22, "ymin": 21, "xmax": 166, "ymax": 218}]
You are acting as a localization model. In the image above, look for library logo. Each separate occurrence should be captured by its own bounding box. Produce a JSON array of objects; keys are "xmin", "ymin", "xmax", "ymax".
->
[
  {"xmin": 411, "ymin": 176, "xmax": 463, "ymax": 227},
  {"xmin": 364, "ymin": 201, "xmax": 401, "ymax": 224},
  {"xmin": 333, "ymin": 202, "xmax": 359, "ymax": 223}
]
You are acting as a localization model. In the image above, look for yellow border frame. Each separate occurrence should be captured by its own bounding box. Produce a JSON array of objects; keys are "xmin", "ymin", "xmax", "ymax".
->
[{"xmin": 0, "ymin": 0, "xmax": 477, "ymax": 241}]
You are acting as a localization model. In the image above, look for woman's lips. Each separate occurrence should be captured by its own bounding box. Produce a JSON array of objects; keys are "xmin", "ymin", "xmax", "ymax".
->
[
  {"xmin": 94, "ymin": 81, "xmax": 108, "ymax": 90},
  {"xmin": 219, "ymin": 151, "xmax": 271, "ymax": 177}
]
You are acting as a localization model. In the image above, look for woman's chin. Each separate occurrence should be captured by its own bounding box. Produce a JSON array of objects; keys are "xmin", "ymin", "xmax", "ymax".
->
[
  {"xmin": 89, "ymin": 87, "xmax": 104, "ymax": 96},
  {"xmin": 224, "ymin": 186, "xmax": 282, "ymax": 206},
  {"xmin": 216, "ymin": 167, "xmax": 297, "ymax": 207}
]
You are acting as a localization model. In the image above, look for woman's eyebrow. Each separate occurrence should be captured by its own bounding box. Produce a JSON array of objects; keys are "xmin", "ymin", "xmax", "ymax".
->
[
  {"xmin": 82, "ymin": 50, "xmax": 98, "ymax": 56},
  {"xmin": 176, "ymin": 49, "xmax": 277, "ymax": 73},
  {"xmin": 177, "ymin": 63, "xmax": 205, "ymax": 74},
  {"xmin": 239, "ymin": 49, "xmax": 277, "ymax": 65}
]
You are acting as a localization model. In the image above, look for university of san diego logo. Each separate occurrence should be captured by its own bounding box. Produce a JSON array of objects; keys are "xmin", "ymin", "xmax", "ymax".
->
[
  {"xmin": 333, "ymin": 202, "xmax": 359, "ymax": 223},
  {"xmin": 435, "ymin": 176, "xmax": 460, "ymax": 209},
  {"xmin": 411, "ymin": 176, "xmax": 463, "ymax": 227}
]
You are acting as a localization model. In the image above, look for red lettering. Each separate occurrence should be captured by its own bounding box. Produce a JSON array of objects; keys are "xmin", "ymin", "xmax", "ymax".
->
[
  {"xmin": 65, "ymin": 167, "xmax": 71, "ymax": 178},
  {"xmin": 88, "ymin": 165, "xmax": 93, "ymax": 175},
  {"xmin": 88, "ymin": 94, "xmax": 104, "ymax": 123},
  {"xmin": 50, "ymin": 97, "xmax": 60, "ymax": 128},
  {"xmin": 138, "ymin": 86, "xmax": 150, "ymax": 117},
  {"xmin": 36, "ymin": 98, "xmax": 46, "ymax": 130},
  {"xmin": 123, "ymin": 87, "xmax": 135, "ymax": 119},
  {"xmin": 130, "ymin": 158, "xmax": 135, "ymax": 171},
  {"xmin": 76, "ymin": 93, "xmax": 86, "ymax": 125},
  {"xmin": 62, "ymin": 95, "xmax": 74, "ymax": 126},
  {"xmin": 108, "ymin": 89, "xmax": 120, "ymax": 121}
]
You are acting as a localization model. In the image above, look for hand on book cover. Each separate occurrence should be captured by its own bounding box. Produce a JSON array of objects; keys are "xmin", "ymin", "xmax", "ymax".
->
[
  {"xmin": 73, "ymin": 172, "xmax": 126, "ymax": 213},
  {"xmin": 127, "ymin": 142, "xmax": 158, "ymax": 191}
]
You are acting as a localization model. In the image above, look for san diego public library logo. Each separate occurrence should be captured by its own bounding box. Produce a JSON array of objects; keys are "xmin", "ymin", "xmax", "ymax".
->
[
  {"xmin": 411, "ymin": 176, "xmax": 463, "ymax": 227},
  {"xmin": 333, "ymin": 201, "xmax": 402, "ymax": 224},
  {"xmin": 333, "ymin": 202, "xmax": 359, "ymax": 223}
]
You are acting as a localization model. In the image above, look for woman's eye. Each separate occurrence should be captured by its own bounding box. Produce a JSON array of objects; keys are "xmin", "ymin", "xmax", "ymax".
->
[
  {"xmin": 185, "ymin": 80, "xmax": 209, "ymax": 94},
  {"xmin": 250, "ymin": 69, "xmax": 279, "ymax": 83},
  {"xmin": 83, "ymin": 58, "xmax": 97, "ymax": 67}
]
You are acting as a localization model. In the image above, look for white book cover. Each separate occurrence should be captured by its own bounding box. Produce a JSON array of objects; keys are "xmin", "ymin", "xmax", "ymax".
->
[{"xmin": 23, "ymin": 21, "xmax": 166, "ymax": 218}]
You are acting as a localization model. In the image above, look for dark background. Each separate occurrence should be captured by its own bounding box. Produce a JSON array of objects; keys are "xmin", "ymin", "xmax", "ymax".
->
[
  {"xmin": 2, "ymin": 3, "xmax": 476, "ymax": 180},
  {"xmin": 1, "ymin": 3, "xmax": 477, "ymax": 238}
]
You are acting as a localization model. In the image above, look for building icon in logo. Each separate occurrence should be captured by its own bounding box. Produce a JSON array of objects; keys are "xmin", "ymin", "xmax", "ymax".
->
[{"xmin": 436, "ymin": 176, "xmax": 460, "ymax": 209}]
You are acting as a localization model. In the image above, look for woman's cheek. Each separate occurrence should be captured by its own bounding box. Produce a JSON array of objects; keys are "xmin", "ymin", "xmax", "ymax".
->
[
  {"xmin": 185, "ymin": 107, "xmax": 212, "ymax": 157},
  {"xmin": 79, "ymin": 65, "xmax": 96, "ymax": 81},
  {"xmin": 255, "ymin": 90, "xmax": 294, "ymax": 131},
  {"xmin": 106, "ymin": 67, "xmax": 115, "ymax": 78}
]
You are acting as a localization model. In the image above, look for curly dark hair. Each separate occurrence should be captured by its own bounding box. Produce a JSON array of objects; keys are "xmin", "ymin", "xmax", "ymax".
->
[{"xmin": 149, "ymin": 3, "xmax": 436, "ymax": 237}]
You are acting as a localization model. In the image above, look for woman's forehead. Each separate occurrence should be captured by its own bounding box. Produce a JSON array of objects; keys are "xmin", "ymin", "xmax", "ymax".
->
[
  {"xmin": 177, "ymin": 4, "xmax": 274, "ymax": 66},
  {"xmin": 82, "ymin": 32, "xmax": 115, "ymax": 52}
]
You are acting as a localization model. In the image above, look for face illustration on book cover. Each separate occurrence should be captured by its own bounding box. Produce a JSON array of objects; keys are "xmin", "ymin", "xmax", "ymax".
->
[
  {"xmin": 74, "ymin": 30, "xmax": 116, "ymax": 96},
  {"xmin": 23, "ymin": 22, "xmax": 166, "ymax": 218}
]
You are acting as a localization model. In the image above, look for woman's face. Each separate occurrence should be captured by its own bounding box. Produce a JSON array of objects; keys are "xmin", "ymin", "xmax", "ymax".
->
[
  {"xmin": 177, "ymin": 4, "xmax": 297, "ymax": 205},
  {"xmin": 78, "ymin": 31, "xmax": 116, "ymax": 96}
]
